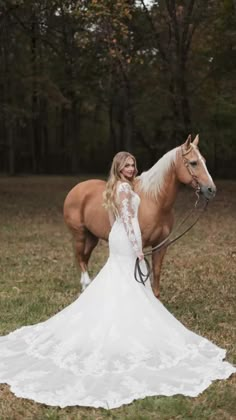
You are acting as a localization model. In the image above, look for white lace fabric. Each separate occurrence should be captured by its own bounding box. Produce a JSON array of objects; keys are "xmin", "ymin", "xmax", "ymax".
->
[
  {"xmin": 116, "ymin": 182, "xmax": 142, "ymax": 256},
  {"xmin": 0, "ymin": 182, "xmax": 235, "ymax": 409}
]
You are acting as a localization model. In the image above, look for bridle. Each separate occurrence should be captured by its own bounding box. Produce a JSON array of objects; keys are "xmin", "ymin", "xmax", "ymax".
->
[
  {"xmin": 181, "ymin": 145, "xmax": 201, "ymax": 194},
  {"xmin": 134, "ymin": 145, "xmax": 209, "ymax": 286}
]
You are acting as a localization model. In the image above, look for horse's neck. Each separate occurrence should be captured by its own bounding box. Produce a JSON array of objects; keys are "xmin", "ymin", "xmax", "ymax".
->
[
  {"xmin": 138, "ymin": 148, "xmax": 180, "ymax": 210},
  {"xmin": 158, "ymin": 171, "xmax": 179, "ymax": 210},
  {"xmin": 137, "ymin": 171, "xmax": 179, "ymax": 212}
]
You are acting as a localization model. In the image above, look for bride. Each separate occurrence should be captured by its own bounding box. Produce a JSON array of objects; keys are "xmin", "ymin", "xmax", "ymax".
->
[{"xmin": 0, "ymin": 151, "xmax": 235, "ymax": 409}]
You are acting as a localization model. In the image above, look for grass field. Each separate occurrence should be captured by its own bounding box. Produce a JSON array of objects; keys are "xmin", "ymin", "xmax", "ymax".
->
[{"xmin": 0, "ymin": 176, "xmax": 235, "ymax": 420}]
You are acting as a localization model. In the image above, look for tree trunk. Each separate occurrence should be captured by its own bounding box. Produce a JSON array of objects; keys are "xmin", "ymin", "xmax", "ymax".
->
[
  {"xmin": 122, "ymin": 75, "xmax": 134, "ymax": 152},
  {"xmin": 179, "ymin": 57, "xmax": 191, "ymax": 136},
  {"xmin": 30, "ymin": 17, "xmax": 40, "ymax": 173},
  {"xmin": 109, "ymin": 98, "xmax": 118, "ymax": 154},
  {"xmin": 3, "ymin": 12, "xmax": 16, "ymax": 175},
  {"xmin": 70, "ymin": 100, "xmax": 80, "ymax": 174}
]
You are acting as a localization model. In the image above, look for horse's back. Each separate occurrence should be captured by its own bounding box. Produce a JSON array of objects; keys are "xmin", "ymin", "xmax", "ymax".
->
[
  {"xmin": 64, "ymin": 179, "xmax": 110, "ymax": 239},
  {"xmin": 64, "ymin": 179, "xmax": 106, "ymax": 206}
]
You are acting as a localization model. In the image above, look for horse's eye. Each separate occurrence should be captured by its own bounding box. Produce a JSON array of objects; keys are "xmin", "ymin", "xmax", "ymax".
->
[{"xmin": 190, "ymin": 161, "xmax": 198, "ymax": 167}]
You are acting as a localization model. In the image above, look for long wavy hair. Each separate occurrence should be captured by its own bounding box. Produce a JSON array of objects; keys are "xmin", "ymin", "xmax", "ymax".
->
[{"xmin": 103, "ymin": 151, "xmax": 138, "ymax": 216}]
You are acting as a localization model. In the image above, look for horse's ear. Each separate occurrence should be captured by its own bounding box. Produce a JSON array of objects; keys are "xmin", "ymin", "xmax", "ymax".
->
[
  {"xmin": 193, "ymin": 134, "xmax": 199, "ymax": 146},
  {"xmin": 183, "ymin": 134, "xmax": 191, "ymax": 150}
]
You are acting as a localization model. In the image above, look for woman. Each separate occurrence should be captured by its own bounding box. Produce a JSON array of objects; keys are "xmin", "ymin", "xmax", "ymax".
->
[
  {"xmin": 0, "ymin": 152, "xmax": 235, "ymax": 409},
  {"xmin": 103, "ymin": 151, "xmax": 144, "ymax": 261}
]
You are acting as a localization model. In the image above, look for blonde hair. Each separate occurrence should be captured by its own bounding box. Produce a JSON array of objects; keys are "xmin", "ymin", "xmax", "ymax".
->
[{"xmin": 103, "ymin": 151, "xmax": 138, "ymax": 216}]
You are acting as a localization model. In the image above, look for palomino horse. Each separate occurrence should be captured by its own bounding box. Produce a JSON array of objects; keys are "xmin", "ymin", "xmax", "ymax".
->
[{"xmin": 63, "ymin": 135, "xmax": 216, "ymax": 298}]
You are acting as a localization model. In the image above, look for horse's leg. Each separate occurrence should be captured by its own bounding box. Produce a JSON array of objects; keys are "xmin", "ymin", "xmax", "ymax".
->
[
  {"xmin": 69, "ymin": 224, "xmax": 98, "ymax": 291},
  {"xmin": 151, "ymin": 247, "xmax": 167, "ymax": 299},
  {"xmin": 80, "ymin": 231, "xmax": 99, "ymax": 290}
]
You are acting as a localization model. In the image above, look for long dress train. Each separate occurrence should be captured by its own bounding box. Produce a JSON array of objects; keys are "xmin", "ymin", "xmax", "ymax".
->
[{"xmin": 0, "ymin": 182, "xmax": 235, "ymax": 409}]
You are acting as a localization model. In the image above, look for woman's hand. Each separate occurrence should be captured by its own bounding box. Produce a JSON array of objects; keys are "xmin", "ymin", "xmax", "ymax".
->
[{"xmin": 138, "ymin": 252, "xmax": 144, "ymax": 261}]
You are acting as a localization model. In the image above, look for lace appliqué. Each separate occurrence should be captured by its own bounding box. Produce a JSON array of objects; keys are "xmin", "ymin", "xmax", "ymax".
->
[{"xmin": 116, "ymin": 182, "xmax": 141, "ymax": 256}]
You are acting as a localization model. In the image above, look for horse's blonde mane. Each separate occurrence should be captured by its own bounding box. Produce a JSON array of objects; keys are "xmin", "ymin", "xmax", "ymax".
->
[{"xmin": 138, "ymin": 147, "xmax": 178, "ymax": 199}]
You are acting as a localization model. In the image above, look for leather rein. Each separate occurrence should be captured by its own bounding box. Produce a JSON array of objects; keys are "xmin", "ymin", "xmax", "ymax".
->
[{"xmin": 134, "ymin": 146, "xmax": 209, "ymax": 286}]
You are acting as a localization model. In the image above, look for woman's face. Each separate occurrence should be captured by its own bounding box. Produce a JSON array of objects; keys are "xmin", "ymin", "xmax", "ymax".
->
[{"xmin": 120, "ymin": 157, "xmax": 136, "ymax": 180}]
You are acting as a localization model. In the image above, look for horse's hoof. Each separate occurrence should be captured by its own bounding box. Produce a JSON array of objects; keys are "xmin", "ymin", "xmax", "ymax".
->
[{"xmin": 80, "ymin": 272, "xmax": 91, "ymax": 292}]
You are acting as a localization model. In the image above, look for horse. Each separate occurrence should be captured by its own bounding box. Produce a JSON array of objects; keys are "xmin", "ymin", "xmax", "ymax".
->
[{"xmin": 63, "ymin": 134, "xmax": 216, "ymax": 298}]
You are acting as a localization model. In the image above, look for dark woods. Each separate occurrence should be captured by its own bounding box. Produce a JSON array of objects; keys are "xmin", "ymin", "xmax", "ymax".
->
[{"xmin": 0, "ymin": 0, "xmax": 235, "ymax": 177}]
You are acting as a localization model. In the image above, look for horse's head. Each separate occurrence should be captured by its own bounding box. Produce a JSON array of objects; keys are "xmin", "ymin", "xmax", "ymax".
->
[{"xmin": 176, "ymin": 134, "xmax": 216, "ymax": 200}]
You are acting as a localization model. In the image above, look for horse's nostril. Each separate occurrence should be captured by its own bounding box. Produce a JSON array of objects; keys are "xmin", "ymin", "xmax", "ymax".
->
[{"xmin": 207, "ymin": 186, "xmax": 216, "ymax": 196}]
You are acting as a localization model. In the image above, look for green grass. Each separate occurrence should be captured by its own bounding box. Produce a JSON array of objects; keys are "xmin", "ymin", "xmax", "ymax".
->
[{"xmin": 0, "ymin": 176, "xmax": 235, "ymax": 420}]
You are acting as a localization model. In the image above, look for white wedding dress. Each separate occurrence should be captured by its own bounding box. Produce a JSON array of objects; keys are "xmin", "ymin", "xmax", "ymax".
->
[{"xmin": 0, "ymin": 182, "xmax": 235, "ymax": 409}]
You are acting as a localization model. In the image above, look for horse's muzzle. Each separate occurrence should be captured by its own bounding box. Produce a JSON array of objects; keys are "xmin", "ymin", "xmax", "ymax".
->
[{"xmin": 200, "ymin": 184, "xmax": 216, "ymax": 200}]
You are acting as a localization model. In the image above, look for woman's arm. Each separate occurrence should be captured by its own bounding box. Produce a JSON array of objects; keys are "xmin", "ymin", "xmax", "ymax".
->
[{"xmin": 117, "ymin": 182, "xmax": 144, "ymax": 259}]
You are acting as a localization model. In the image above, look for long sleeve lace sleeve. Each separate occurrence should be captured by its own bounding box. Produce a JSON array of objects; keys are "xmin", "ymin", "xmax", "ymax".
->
[{"xmin": 116, "ymin": 182, "xmax": 142, "ymax": 257}]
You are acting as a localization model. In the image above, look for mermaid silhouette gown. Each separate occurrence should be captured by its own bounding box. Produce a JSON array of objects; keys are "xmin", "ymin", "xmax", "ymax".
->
[{"xmin": 0, "ymin": 182, "xmax": 235, "ymax": 409}]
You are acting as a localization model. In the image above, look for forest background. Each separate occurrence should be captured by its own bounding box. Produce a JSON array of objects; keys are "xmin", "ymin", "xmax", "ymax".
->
[{"xmin": 0, "ymin": 0, "xmax": 235, "ymax": 178}]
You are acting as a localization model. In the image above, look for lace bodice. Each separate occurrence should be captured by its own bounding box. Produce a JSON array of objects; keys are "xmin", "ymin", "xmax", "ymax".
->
[{"xmin": 115, "ymin": 182, "xmax": 141, "ymax": 257}]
